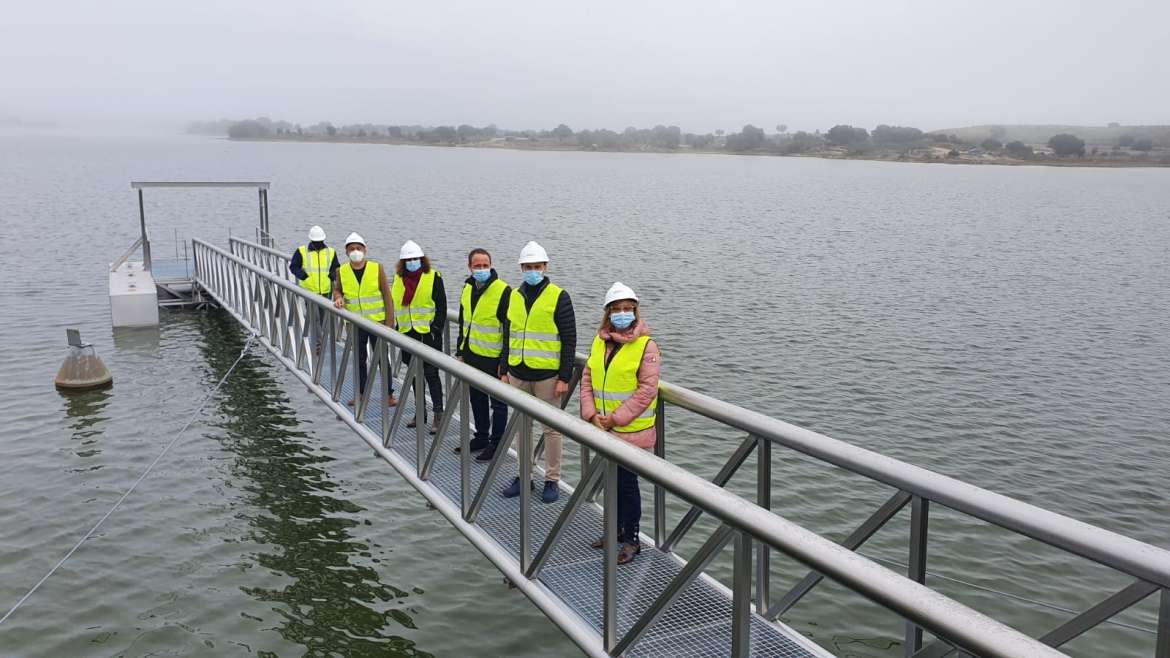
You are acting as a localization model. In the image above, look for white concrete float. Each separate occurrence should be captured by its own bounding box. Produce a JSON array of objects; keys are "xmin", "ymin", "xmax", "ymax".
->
[{"xmin": 109, "ymin": 260, "xmax": 159, "ymax": 327}]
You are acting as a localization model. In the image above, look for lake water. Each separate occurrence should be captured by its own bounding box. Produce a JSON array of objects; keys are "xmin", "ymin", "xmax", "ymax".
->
[{"xmin": 1, "ymin": 131, "xmax": 1168, "ymax": 657}]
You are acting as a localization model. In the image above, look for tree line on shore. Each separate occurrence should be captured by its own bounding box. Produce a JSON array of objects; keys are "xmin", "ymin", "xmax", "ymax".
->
[{"xmin": 189, "ymin": 117, "xmax": 1169, "ymax": 161}]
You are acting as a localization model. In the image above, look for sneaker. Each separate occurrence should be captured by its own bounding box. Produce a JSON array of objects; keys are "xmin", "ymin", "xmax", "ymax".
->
[
  {"xmin": 590, "ymin": 536, "xmax": 605, "ymax": 550},
  {"xmin": 387, "ymin": 395, "xmax": 397, "ymax": 407},
  {"xmin": 541, "ymin": 481, "xmax": 560, "ymax": 503},
  {"xmin": 430, "ymin": 416, "xmax": 442, "ymax": 435},
  {"xmin": 502, "ymin": 477, "xmax": 535, "ymax": 498},
  {"xmin": 475, "ymin": 444, "xmax": 497, "ymax": 463},
  {"xmin": 454, "ymin": 437, "xmax": 490, "ymax": 455}
]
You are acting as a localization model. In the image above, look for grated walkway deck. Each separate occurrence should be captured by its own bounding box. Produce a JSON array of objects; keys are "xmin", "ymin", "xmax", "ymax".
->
[{"xmin": 310, "ymin": 350, "xmax": 825, "ymax": 658}]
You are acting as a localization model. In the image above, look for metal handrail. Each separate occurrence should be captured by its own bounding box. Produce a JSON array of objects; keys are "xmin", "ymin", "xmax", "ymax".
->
[
  {"xmin": 109, "ymin": 236, "xmax": 144, "ymax": 272},
  {"xmin": 224, "ymin": 237, "xmax": 1170, "ymax": 591},
  {"xmin": 192, "ymin": 237, "xmax": 1065, "ymax": 658}
]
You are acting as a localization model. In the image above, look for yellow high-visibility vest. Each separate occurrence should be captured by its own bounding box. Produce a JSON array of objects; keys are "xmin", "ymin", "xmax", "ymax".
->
[
  {"xmin": 507, "ymin": 283, "xmax": 563, "ymax": 370},
  {"xmin": 586, "ymin": 334, "xmax": 658, "ymax": 433},
  {"xmin": 460, "ymin": 278, "xmax": 507, "ymax": 357},
  {"xmin": 297, "ymin": 245, "xmax": 335, "ymax": 294},
  {"xmin": 338, "ymin": 261, "xmax": 386, "ymax": 322},
  {"xmin": 391, "ymin": 270, "xmax": 439, "ymax": 334}
]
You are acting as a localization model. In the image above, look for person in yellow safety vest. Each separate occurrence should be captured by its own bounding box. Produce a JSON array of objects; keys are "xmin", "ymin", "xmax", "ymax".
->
[
  {"xmin": 500, "ymin": 241, "xmax": 577, "ymax": 504},
  {"xmin": 580, "ymin": 282, "xmax": 659, "ymax": 565},
  {"xmin": 290, "ymin": 225, "xmax": 340, "ymax": 353},
  {"xmin": 454, "ymin": 248, "xmax": 511, "ymax": 458},
  {"xmin": 391, "ymin": 240, "xmax": 447, "ymax": 434},
  {"xmin": 332, "ymin": 232, "xmax": 396, "ymax": 407},
  {"xmin": 289, "ymin": 225, "xmax": 339, "ymax": 297}
]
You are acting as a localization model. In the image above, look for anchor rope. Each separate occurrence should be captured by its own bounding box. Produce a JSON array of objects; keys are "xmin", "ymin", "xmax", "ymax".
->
[{"xmin": 0, "ymin": 333, "xmax": 257, "ymax": 628}]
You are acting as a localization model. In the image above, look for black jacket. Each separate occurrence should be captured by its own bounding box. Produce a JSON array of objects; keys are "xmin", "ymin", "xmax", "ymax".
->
[
  {"xmin": 501, "ymin": 277, "xmax": 576, "ymax": 383},
  {"xmin": 454, "ymin": 269, "xmax": 512, "ymax": 374},
  {"xmin": 289, "ymin": 243, "xmax": 340, "ymax": 285}
]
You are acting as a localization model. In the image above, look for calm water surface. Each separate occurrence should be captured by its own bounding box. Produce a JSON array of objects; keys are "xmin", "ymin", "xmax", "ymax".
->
[{"xmin": 1, "ymin": 131, "xmax": 1167, "ymax": 657}]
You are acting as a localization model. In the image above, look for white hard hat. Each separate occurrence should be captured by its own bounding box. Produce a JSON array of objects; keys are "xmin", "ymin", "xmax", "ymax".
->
[
  {"xmin": 400, "ymin": 240, "xmax": 424, "ymax": 259},
  {"xmin": 518, "ymin": 240, "xmax": 549, "ymax": 264},
  {"xmin": 604, "ymin": 282, "xmax": 638, "ymax": 306},
  {"xmin": 308, "ymin": 225, "xmax": 326, "ymax": 241},
  {"xmin": 345, "ymin": 232, "xmax": 366, "ymax": 247}
]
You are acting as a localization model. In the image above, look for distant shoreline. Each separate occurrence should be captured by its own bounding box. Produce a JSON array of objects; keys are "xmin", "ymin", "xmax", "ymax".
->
[{"xmin": 226, "ymin": 134, "xmax": 1170, "ymax": 168}]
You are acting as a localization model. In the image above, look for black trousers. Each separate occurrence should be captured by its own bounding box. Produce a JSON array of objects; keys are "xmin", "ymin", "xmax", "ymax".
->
[
  {"xmin": 617, "ymin": 466, "xmax": 641, "ymax": 545},
  {"xmin": 356, "ymin": 328, "xmax": 392, "ymax": 398},
  {"xmin": 466, "ymin": 359, "xmax": 507, "ymax": 442},
  {"xmin": 401, "ymin": 330, "xmax": 444, "ymax": 415}
]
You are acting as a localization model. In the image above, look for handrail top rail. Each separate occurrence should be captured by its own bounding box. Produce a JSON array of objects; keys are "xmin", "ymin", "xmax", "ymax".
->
[
  {"xmin": 195, "ymin": 236, "xmax": 1069, "ymax": 657},
  {"xmin": 132, "ymin": 181, "xmax": 270, "ymax": 189},
  {"xmin": 222, "ymin": 236, "xmax": 1170, "ymax": 590}
]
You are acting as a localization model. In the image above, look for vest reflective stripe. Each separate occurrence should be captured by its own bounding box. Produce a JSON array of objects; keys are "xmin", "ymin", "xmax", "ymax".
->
[
  {"xmin": 298, "ymin": 246, "xmax": 334, "ymax": 294},
  {"xmin": 507, "ymin": 283, "xmax": 563, "ymax": 370},
  {"xmin": 391, "ymin": 270, "xmax": 439, "ymax": 334},
  {"xmin": 338, "ymin": 261, "xmax": 386, "ymax": 322},
  {"xmin": 587, "ymin": 334, "xmax": 658, "ymax": 433},
  {"xmin": 460, "ymin": 279, "xmax": 508, "ymax": 357}
]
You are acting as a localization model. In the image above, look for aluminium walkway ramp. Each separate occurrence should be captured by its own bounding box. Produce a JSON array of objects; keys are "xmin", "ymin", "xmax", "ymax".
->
[{"xmin": 309, "ymin": 357, "xmax": 827, "ymax": 657}]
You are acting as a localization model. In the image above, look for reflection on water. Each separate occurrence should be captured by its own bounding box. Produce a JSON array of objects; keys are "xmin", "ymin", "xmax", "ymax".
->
[
  {"xmin": 61, "ymin": 387, "xmax": 111, "ymax": 462},
  {"xmin": 111, "ymin": 325, "xmax": 162, "ymax": 356},
  {"xmin": 196, "ymin": 313, "xmax": 433, "ymax": 658}
]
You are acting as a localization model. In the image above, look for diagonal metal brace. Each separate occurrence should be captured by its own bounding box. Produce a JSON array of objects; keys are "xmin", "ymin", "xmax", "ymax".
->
[
  {"xmin": 526, "ymin": 454, "xmax": 606, "ymax": 580},
  {"xmin": 767, "ymin": 489, "xmax": 912, "ymax": 620},
  {"xmin": 660, "ymin": 435, "xmax": 758, "ymax": 553},
  {"xmin": 611, "ymin": 524, "xmax": 736, "ymax": 656},
  {"xmin": 1039, "ymin": 579, "xmax": 1158, "ymax": 647},
  {"xmin": 420, "ymin": 379, "xmax": 465, "ymax": 480},
  {"xmin": 466, "ymin": 412, "xmax": 521, "ymax": 522}
]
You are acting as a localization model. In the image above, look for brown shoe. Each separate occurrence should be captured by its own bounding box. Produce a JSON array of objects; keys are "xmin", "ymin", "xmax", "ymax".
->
[
  {"xmin": 618, "ymin": 543, "xmax": 641, "ymax": 565},
  {"xmin": 387, "ymin": 395, "xmax": 397, "ymax": 407}
]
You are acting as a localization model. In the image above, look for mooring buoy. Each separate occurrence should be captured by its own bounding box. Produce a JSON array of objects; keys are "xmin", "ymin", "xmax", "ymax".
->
[{"xmin": 54, "ymin": 329, "xmax": 113, "ymax": 391}]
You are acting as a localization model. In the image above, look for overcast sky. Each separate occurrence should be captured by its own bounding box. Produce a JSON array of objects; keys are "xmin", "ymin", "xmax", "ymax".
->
[{"xmin": 2, "ymin": 0, "xmax": 1167, "ymax": 133}]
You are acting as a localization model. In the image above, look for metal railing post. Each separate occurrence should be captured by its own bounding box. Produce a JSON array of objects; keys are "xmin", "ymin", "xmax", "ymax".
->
[
  {"xmin": 756, "ymin": 436, "xmax": 771, "ymax": 614},
  {"xmin": 351, "ymin": 322, "xmax": 363, "ymax": 412},
  {"xmin": 442, "ymin": 324, "xmax": 452, "ymax": 393},
  {"xmin": 732, "ymin": 530, "xmax": 752, "ymax": 658},
  {"xmin": 414, "ymin": 354, "xmax": 426, "ymax": 474},
  {"xmin": 603, "ymin": 457, "xmax": 618, "ymax": 652},
  {"xmin": 1157, "ymin": 588, "xmax": 1170, "ymax": 658},
  {"xmin": 654, "ymin": 401, "xmax": 666, "ymax": 549},
  {"xmin": 379, "ymin": 339, "xmax": 390, "ymax": 439},
  {"xmin": 519, "ymin": 411, "xmax": 533, "ymax": 572},
  {"xmin": 905, "ymin": 496, "xmax": 930, "ymax": 656},
  {"xmin": 459, "ymin": 379, "xmax": 471, "ymax": 517},
  {"xmin": 138, "ymin": 188, "xmax": 152, "ymax": 271}
]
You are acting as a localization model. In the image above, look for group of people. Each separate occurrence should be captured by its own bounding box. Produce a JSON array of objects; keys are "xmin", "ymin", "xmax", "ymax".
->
[{"xmin": 290, "ymin": 226, "xmax": 660, "ymax": 564}]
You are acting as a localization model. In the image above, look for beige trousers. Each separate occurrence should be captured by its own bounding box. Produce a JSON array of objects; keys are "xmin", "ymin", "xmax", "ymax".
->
[{"xmin": 509, "ymin": 376, "xmax": 564, "ymax": 481}]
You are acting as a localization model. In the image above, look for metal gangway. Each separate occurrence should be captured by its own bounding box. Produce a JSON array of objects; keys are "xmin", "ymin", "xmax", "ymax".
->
[{"xmin": 189, "ymin": 236, "xmax": 1170, "ymax": 658}]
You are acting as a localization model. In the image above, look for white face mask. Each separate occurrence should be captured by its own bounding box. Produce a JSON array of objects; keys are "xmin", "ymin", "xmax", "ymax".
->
[{"xmin": 348, "ymin": 249, "xmax": 365, "ymax": 263}]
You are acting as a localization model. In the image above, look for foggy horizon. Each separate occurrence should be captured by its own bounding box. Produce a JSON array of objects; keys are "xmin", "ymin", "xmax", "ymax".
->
[{"xmin": 3, "ymin": 0, "xmax": 1168, "ymax": 134}]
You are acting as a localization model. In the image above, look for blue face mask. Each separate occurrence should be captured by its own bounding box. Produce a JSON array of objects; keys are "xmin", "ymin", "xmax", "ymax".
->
[
  {"xmin": 610, "ymin": 311, "xmax": 635, "ymax": 329},
  {"xmin": 471, "ymin": 268, "xmax": 491, "ymax": 283},
  {"xmin": 523, "ymin": 270, "xmax": 544, "ymax": 286},
  {"xmin": 405, "ymin": 259, "xmax": 422, "ymax": 272}
]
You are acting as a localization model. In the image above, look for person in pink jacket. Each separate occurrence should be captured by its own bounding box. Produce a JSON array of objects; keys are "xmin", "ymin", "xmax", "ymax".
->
[{"xmin": 580, "ymin": 282, "xmax": 660, "ymax": 565}]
